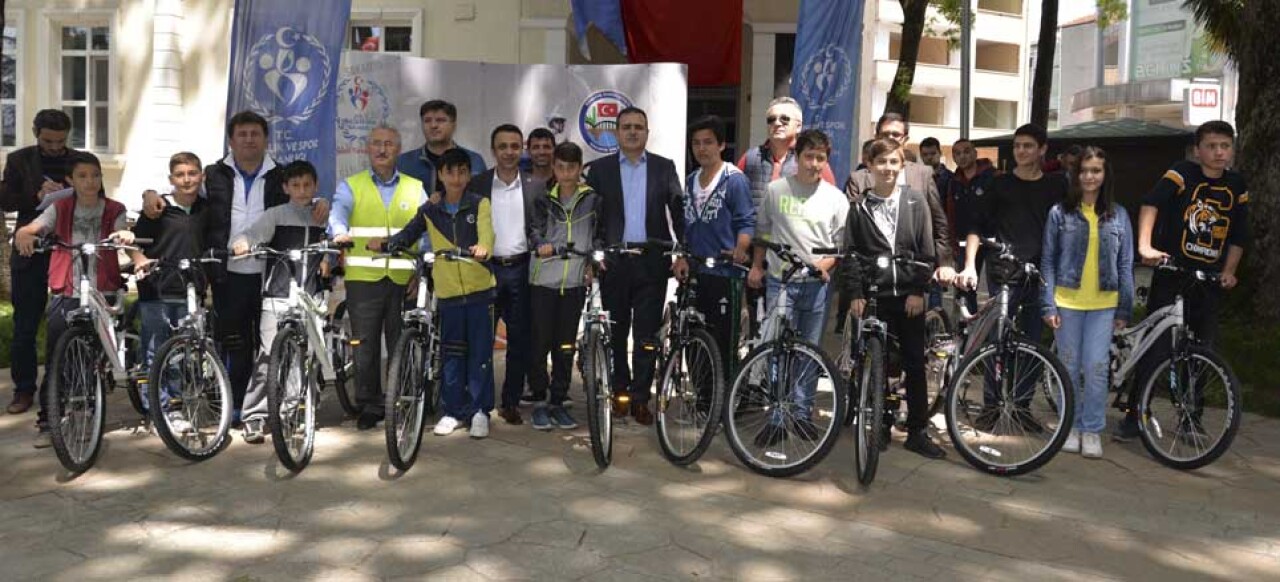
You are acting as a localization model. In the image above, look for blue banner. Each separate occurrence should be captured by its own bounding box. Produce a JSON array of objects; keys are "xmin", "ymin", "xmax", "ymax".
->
[
  {"xmin": 571, "ymin": 0, "xmax": 627, "ymax": 59},
  {"xmin": 791, "ymin": 0, "xmax": 864, "ymax": 182},
  {"xmin": 226, "ymin": 0, "xmax": 351, "ymax": 195}
]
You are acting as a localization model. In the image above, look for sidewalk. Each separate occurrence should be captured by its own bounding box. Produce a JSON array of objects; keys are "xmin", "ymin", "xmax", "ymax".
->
[{"xmin": 2, "ymin": 368, "xmax": 1278, "ymax": 581}]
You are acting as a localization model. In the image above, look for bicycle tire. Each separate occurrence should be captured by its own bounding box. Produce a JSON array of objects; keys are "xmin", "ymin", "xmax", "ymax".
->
[
  {"xmin": 945, "ymin": 340, "xmax": 1073, "ymax": 476},
  {"xmin": 853, "ymin": 335, "xmax": 886, "ymax": 486},
  {"xmin": 582, "ymin": 324, "xmax": 613, "ymax": 469},
  {"xmin": 925, "ymin": 307, "xmax": 952, "ymax": 344},
  {"xmin": 385, "ymin": 327, "xmax": 433, "ymax": 472},
  {"xmin": 724, "ymin": 339, "xmax": 844, "ymax": 478},
  {"xmin": 329, "ymin": 301, "xmax": 359, "ymax": 417},
  {"xmin": 46, "ymin": 326, "xmax": 107, "ymax": 475},
  {"xmin": 1138, "ymin": 345, "xmax": 1241, "ymax": 471},
  {"xmin": 121, "ymin": 302, "xmax": 147, "ymax": 416},
  {"xmin": 148, "ymin": 334, "xmax": 232, "ymax": 461},
  {"xmin": 267, "ymin": 326, "xmax": 317, "ymax": 473},
  {"xmin": 656, "ymin": 328, "xmax": 725, "ymax": 466}
]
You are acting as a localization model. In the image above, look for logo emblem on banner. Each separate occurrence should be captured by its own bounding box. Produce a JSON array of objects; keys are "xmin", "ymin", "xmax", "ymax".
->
[
  {"xmin": 337, "ymin": 75, "xmax": 391, "ymax": 148},
  {"xmin": 795, "ymin": 45, "xmax": 852, "ymax": 109},
  {"xmin": 242, "ymin": 27, "xmax": 333, "ymax": 125},
  {"xmin": 579, "ymin": 90, "xmax": 634, "ymax": 154}
]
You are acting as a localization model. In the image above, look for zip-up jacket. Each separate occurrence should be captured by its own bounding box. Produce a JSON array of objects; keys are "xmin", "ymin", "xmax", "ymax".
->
[
  {"xmin": 527, "ymin": 183, "xmax": 604, "ymax": 291},
  {"xmin": 389, "ymin": 191, "xmax": 495, "ymax": 307},
  {"xmin": 841, "ymin": 186, "xmax": 937, "ymax": 300}
]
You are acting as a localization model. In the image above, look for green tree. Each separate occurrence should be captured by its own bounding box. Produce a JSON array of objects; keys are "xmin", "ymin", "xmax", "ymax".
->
[
  {"xmin": 1029, "ymin": 1, "xmax": 1128, "ymax": 128},
  {"xmin": 885, "ymin": 1, "xmax": 968, "ymax": 118}
]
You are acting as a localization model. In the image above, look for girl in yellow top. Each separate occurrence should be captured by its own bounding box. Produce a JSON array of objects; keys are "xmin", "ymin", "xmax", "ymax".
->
[{"xmin": 1040, "ymin": 147, "xmax": 1134, "ymax": 459}]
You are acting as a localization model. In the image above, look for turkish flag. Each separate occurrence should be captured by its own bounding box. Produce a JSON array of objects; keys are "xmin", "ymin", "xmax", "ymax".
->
[{"xmin": 621, "ymin": 0, "xmax": 742, "ymax": 86}]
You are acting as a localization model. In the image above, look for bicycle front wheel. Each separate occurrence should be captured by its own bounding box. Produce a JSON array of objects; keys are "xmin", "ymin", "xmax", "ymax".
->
[
  {"xmin": 724, "ymin": 339, "xmax": 844, "ymax": 478},
  {"xmin": 582, "ymin": 324, "xmax": 613, "ymax": 469},
  {"xmin": 656, "ymin": 328, "xmax": 725, "ymax": 466},
  {"xmin": 853, "ymin": 335, "xmax": 886, "ymax": 486},
  {"xmin": 385, "ymin": 326, "xmax": 433, "ymax": 471},
  {"xmin": 1138, "ymin": 345, "xmax": 1241, "ymax": 470},
  {"xmin": 328, "ymin": 301, "xmax": 358, "ymax": 417},
  {"xmin": 267, "ymin": 326, "xmax": 318, "ymax": 473},
  {"xmin": 46, "ymin": 326, "xmax": 107, "ymax": 475},
  {"xmin": 945, "ymin": 340, "xmax": 1073, "ymax": 476},
  {"xmin": 149, "ymin": 334, "xmax": 232, "ymax": 461}
]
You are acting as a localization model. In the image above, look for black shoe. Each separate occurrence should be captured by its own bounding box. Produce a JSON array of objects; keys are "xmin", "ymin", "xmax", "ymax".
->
[
  {"xmin": 357, "ymin": 412, "xmax": 384, "ymax": 431},
  {"xmin": 971, "ymin": 406, "xmax": 999, "ymax": 432},
  {"xmin": 1113, "ymin": 411, "xmax": 1141, "ymax": 442},
  {"xmin": 792, "ymin": 418, "xmax": 822, "ymax": 442},
  {"xmin": 754, "ymin": 424, "xmax": 786, "ymax": 448},
  {"xmin": 1012, "ymin": 408, "xmax": 1045, "ymax": 434},
  {"xmin": 904, "ymin": 430, "xmax": 946, "ymax": 459}
]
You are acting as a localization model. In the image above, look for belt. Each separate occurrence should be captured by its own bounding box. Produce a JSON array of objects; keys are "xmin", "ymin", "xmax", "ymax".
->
[{"xmin": 492, "ymin": 254, "xmax": 529, "ymax": 267}]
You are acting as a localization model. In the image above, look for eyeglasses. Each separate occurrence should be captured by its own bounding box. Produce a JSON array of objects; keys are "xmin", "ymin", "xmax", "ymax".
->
[{"xmin": 766, "ymin": 115, "xmax": 794, "ymax": 126}]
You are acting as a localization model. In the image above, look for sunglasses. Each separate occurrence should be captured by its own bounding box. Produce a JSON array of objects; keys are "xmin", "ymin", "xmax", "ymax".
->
[{"xmin": 766, "ymin": 115, "xmax": 794, "ymax": 125}]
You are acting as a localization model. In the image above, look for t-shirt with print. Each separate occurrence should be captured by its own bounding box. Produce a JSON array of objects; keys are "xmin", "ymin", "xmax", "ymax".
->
[
  {"xmin": 1143, "ymin": 160, "xmax": 1250, "ymax": 271},
  {"xmin": 32, "ymin": 198, "xmax": 129, "ymax": 296},
  {"xmin": 756, "ymin": 176, "xmax": 849, "ymax": 280}
]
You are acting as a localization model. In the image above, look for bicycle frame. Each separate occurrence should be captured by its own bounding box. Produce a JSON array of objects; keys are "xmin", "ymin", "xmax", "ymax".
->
[
  {"xmin": 1110, "ymin": 298, "xmax": 1183, "ymax": 391},
  {"xmin": 60, "ymin": 244, "xmax": 137, "ymax": 382}
]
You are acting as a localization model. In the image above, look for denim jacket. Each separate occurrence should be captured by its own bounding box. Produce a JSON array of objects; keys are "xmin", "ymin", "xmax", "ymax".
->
[{"xmin": 1040, "ymin": 202, "xmax": 1134, "ymax": 322}]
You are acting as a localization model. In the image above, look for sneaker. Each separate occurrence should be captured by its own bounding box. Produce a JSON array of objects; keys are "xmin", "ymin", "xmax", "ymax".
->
[
  {"xmin": 1062, "ymin": 429, "xmax": 1081, "ymax": 454},
  {"xmin": 753, "ymin": 424, "xmax": 786, "ymax": 448},
  {"xmin": 562, "ymin": 397, "xmax": 574, "ymax": 409},
  {"xmin": 242, "ymin": 419, "xmax": 265, "ymax": 444},
  {"xmin": 167, "ymin": 412, "xmax": 194, "ymax": 435},
  {"xmin": 549, "ymin": 406, "xmax": 578, "ymax": 430},
  {"xmin": 434, "ymin": 415, "xmax": 461, "ymax": 436},
  {"xmin": 972, "ymin": 406, "xmax": 1000, "ymax": 432},
  {"xmin": 32, "ymin": 429, "xmax": 53, "ymax": 449},
  {"xmin": 1081, "ymin": 432, "xmax": 1103, "ymax": 458},
  {"xmin": 904, "ymin": 430, "xmax": 947, "ymax": 459},
  {"xmin": 1113, "ymin": 412, "xmax": 1141, "ymax": 442},
  {"xmin": 792, "ymin": 418, "xmax": 821, "ymax": 442},
  {"xmin": 530, "ymin": 406, "xmax": 552, "ymax": 430},
  {"xmin": 469, "ymin": 412, "xmax": 490, "ymax": 439}
]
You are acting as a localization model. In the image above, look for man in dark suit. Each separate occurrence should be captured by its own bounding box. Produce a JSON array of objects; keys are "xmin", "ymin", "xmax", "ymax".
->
[
  {"xmin": 0, "ymin": 110, "xmax": 78, "ymax": 419},
  {"xmin": 585, "ymin": 107, "xmax": 686, "ymax": 425},
  {"xmin": 468, "ymin": 124, "xmax": 546, "ymax": 425}
]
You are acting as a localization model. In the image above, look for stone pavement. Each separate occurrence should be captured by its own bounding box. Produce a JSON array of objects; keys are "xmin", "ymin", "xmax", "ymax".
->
[{"xmin": 2, "ymin": 369, "xmax": 1279, "ymax": 582}]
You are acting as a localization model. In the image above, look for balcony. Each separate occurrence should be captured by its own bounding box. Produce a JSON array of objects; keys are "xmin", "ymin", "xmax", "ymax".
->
[
  {"xmin": 874, "ymin": 60, "xmax": 1024, "ymax": 98},
  {"xmin": 978, "ymin": 0, "xmax": 1023, "ymax": 16}
]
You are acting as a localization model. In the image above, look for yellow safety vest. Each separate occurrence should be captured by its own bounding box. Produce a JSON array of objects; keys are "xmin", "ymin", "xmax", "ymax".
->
[{"xmin": 343, "ymin": 171, "xmax": 421, "ymax": 285}]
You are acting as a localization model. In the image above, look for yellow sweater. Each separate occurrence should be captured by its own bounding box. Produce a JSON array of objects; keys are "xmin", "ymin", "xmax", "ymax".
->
[{"xmin": 1054, "ymin": 203, "xmax": 1119, "ymax": 311}]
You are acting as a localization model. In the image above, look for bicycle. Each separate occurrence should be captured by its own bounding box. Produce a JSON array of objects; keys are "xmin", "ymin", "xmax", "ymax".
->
[
  {"xmin": 651, "ymin": 240, "xmax": 741, "ymax": 466},
  {"xmin": 144, "ymin": 252, "xmax": 234, "ymax": 461},
  {"xmin": 724, "ymin": 240, "xmax": 844, "ymax": 478},
  {"xmin": 1108, "ymin": 261, "xmax": 1241, "ymax": 470},
  {"xmin": 233, "ymin": 239, "xmax": 352, "ymax": 473},
  {"xmin": 815, "ymin": 248, "xmax": 934, "ymax": 485},
  {"xmin": 379, "ymin": 244, "xmax": 456, "ymax": 472},
  {"xmin": 935, "ymin": 238, "xmax": 1074, "ymax": 476},
  {"xmin": 33, "ymin": 235, "xmax": 150, "ymax": 474}
]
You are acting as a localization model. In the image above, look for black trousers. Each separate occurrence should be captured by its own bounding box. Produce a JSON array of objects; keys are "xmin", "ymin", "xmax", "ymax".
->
[
  {"xmin": 213, "ymin": 273, "xmax": 262, "ymax": 413},
  {"xmin": 601, "ymin": 253, "xmax": 667, "ymax": 403},
  {"xmin": 692, "ymin": 272, "xmax": 742, "ymax": 377},
  {"xmin": 346, "ymin": 277, "xmax": 406, "ymax": 416},
  {"xmin": 879, "ymin": 296, "xmax": 929, "ymax": 432},
  {"xmin": 528, "ymin": 286, "xmax": 586, "ymax": 406},
  {"xmin": 1129, "ymin": 270, "xmax": 1222, "ymax": 406},
  {"xmin": 10, "ymin": 255, "xmax": 49, "ymax": 395}
]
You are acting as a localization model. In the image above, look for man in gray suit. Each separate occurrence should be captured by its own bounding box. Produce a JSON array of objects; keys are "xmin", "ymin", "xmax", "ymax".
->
[
  {"xmin": 469, "ymin": 124, "xmax": 546, "ymax": 425},
  {"xmin": 844, "ymin": 113, "xmax": 955, "ymax": 284}
]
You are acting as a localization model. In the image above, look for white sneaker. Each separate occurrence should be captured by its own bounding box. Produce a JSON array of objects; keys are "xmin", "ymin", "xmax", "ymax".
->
[
  {"xmin": 1082, "ymin": 432, "xmax": 1103, "ymax": 459},
  {"xmin": 167, "ymin": 412, "xmax": 194, "ymax": 435},
  {"xmin": 1062, "ymin": 429, "xmax": 1081, "ymax": 454},
  {"xmin": 470, "ymin": 412, "xmax": 490, "ymax": 439},
  {"xmin": 434, "ymin": 415, "xmax": 460, "ymax": 436}
]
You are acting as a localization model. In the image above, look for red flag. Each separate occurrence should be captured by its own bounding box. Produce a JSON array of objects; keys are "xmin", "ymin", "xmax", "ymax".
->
[{"xmin": 621, "ymin": 0, "xmax": 742, "ymax": 86}]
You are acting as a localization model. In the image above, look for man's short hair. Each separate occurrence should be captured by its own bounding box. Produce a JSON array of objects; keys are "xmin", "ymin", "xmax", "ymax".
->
[
  {"xmin": 952, "ymin": 138, "xmax": 973, "ymax": 148},
  {"xmin": 554, "ymin": 142, "xmax": 583, "ymax": 165},
  {"xmin": 919, "ymin": 137, "xmax": 941, "ymax": 152},
  {"xmin": 226, "ymin": 110, "xmax": 269, "ymax": 139},
  {"xmin": 369, "ymin": 123, "xmax": 401, "ymax": 144},
  {"xmin": 688, "ymin": 115, "xmax": 726, "ymax": 145},
  {"xmin": 419, "ymin": 99, "xmax": 458, "ymax": 121},
  {"xmin": 34, "ymin": 109, "xmax": 72, "ymax": 133},
  {"xmin": 439, "ymin": 148, "xmax": 472, "ymax": 173},
  {"xmin": 281, "ymin": 160, "xmax": 317, "ymax": 183},
  {"xmin": 490, "ymin": 124, "xmax": 523, "ymax": 147},
  {"xmin": 168, "ymin": 152, "xmax": 203, "ymax": 173},
  {"xmin": 617, "ymin": 106, "xmax": 648, "ymax": 125},
  {"xmin": 1195, "ymin": 120, "xmax": 1235, "ymax": 146},
  {"xmin": 795, "ymin": 129, "xmax": 831, "ymax": 156},
  {"xmin": 765, "ymin": 96, "xmax": 803, "ymax": 123},
  {"xmin": 527, "ymin": 127, "xmax": 556, "ymax": 147},
  {"xmin": 868, "ymin": 138, "xmax": 904, "ymax": 164},
  {"xmin": 875, "ymin": 112, "xmax": 909, "ymax": 137},
  {"xmin": 1014, "ymin": 123, "xmax": 1048, "ymax": 147}
]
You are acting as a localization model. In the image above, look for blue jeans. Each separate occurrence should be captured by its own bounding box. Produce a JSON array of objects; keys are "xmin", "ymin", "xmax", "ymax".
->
[
  {"xmin": 440, "ymin": 300, "xmax": 496, "ymax": 419},
  {"xmin": 139, "ymin": 300, "xmax": 189, "ymax": 411},
  {"xmin": 1054, "ymin": 307, "xmax": 1114, "ymax": 433},
  {"xmin": 764, "ymin": 277, "xmax": 829, "ymax": 420}
]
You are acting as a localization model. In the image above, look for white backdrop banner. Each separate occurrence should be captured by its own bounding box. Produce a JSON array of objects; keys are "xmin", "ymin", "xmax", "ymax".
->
[{"xmin": 336, "ymin": 52, "xmax": 688, "ymax": 184}]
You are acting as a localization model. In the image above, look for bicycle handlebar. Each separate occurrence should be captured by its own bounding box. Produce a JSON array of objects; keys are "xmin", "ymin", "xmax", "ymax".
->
[
  {"xmin": 1154, "ymin": 260, "xmax": 1222, "ymax": 284},
  {"xmin": 811, "ymin": 247, "xmax": 934, "ymax": 271},
  {"xmin": 232, "ymin": 239, "xmax": 352, "ymax": 261},
  {"xmin": 31, "ymin": 235, "xmax": 151, "ymax": 255}
]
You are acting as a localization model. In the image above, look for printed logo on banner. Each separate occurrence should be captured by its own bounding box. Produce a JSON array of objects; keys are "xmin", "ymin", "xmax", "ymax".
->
[
  {"xmin": 242, "ymin": 27, "xmax": 334, "ymax": 125},
  {"xmin": 795, "ymin": 45, "xmax": 852, "ymax": 109},
  {"xmin": 579, "ymin": 90, "xmax": 634, "ymax": 154},
  {"xmin": 337, "ymin": 75, "xmax": 391, "ymax": 149}
]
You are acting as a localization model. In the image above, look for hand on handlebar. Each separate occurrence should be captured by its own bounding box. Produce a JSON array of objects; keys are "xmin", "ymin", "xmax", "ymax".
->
[
  {"xmin": 110, "ymin": 230, "xmax": 135, "ymax": 246},
  {"xmin": 955, "ymin": 267, "xmax": 978, "ymax": 290},
  {"xmin": 1138, "ymin": 245, "xmax": 1169, "ymax": 267},
  {"xmin": 537, "ymin": 243, "xmax": 554, "ymax": 258},
  {"xmin": 935, "ymin": 265, "xmax": 957, "ymax": 285},
  {"xmin": 672, "ymin": 257, "xmax": 689, "ymax": 280},
  {"xmin": 905, "ymin": 294, "xmax": 925, "ymax": 318},
  {"xmin": 470, "ymin": 244, "xmax": 490, "ymax": 261},
  {"xmin": 363, "ymin": 236, "xmax": 384, "ymax": 252},
  {"xmin": 231, "ymin": 240, "xmax": 251, "ymax": 256}
]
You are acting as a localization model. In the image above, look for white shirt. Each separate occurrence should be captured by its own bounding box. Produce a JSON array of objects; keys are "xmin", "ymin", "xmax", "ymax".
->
[
  {"xmin": 692, "ymin": 165, "xmax": 725, "ymax": 212},
  {"xmin": 865, "ymin": 185, "xmax": 902, "ymax": 254},
  {"xmin": 490, "ymin": 172, "xmax": 527, "ymax": 257},
  {"xmin": 227, "ymin": 154, "xmax": 275, "ymax": 275}
]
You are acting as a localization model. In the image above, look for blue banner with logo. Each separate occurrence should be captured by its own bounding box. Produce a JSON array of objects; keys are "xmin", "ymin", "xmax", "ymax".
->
[
  {"xmin": 791, "ymin": 0, "xmax": 864, "ymax": 182},
  {"xmin": 226, "ymin": 0, "xmax": 351, "ymax": 195}
]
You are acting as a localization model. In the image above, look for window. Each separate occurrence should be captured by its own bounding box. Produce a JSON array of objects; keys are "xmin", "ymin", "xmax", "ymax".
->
[
  {"xmin": 350, "ymin": 22, "xmax": 413, "ymax": 53},
  {"xmin": 976, "ymin": 40, "xmax": 1019, "ymax": 74},
  {"xmin": 2, "ymin": 22, "xmax": 18, "ymax": 148},
  {"xmin": 977, "ymin": 0, "xmax": 1023, "ymax": 15},
  {"xmin": 908, "ymin": 94, "xmax": 945, "ymax": 126},
  {"xmin": 889, "ymin": 33, "xmax": 951, "ymax": 67},
  {"xmin": 59, "ymin": 25, "xmax": 111, "ymax": 151},
  {"xmin": 974, "ymin": 98, "xmax": 1018, "ymax": 130}
]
